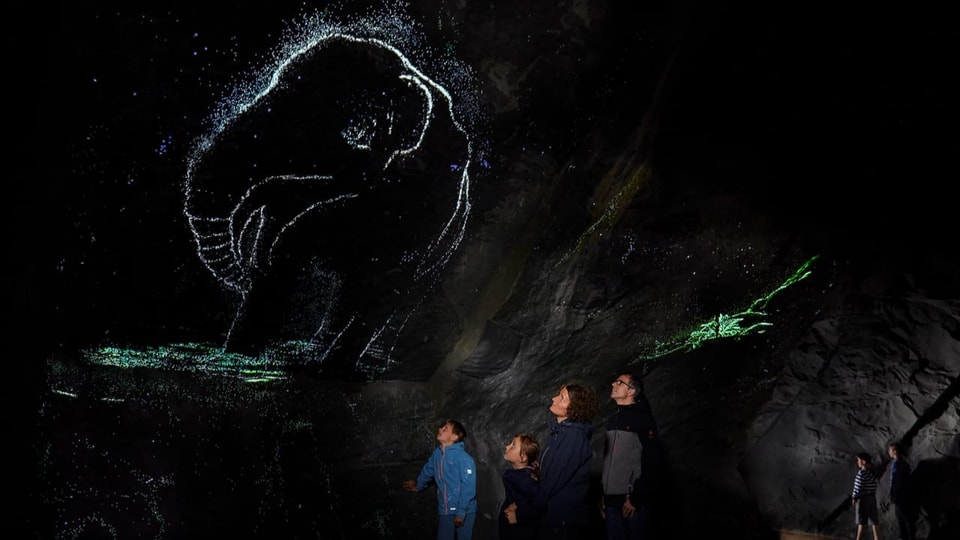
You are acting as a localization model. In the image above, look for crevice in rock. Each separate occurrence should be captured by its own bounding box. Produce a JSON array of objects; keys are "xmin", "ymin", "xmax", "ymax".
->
[
  {"xmin": 902, "ymin": 371, "xmax": 960, "ymax": 454},
  {"xmin": 817, "ymin": 370, "xmax": 959, "ymax": 532}
]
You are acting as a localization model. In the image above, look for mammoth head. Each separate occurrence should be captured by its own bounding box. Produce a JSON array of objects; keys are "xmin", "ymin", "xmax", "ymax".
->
[
  {"xmin": 183, "ymin": 33, "xmax": 473, "ymax": 362},
  {"xmin": 185, "ymin": 34, "xmax": 471, "ymax": 291}
]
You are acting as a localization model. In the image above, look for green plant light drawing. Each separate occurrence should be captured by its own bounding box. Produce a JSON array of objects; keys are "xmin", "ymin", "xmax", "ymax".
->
[
  {"xmin": 81, "ymin": 342, "xmax": 299, "ymax": 383},
  {"xmin": 81, "ymin": 256, "xmax": 819, "ymax": 377},
  {"xmin": 638, "ymin": 254, "xmax": 818, "ymax": 361}
]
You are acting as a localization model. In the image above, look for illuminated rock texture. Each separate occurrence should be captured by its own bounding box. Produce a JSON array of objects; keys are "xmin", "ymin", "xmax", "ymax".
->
[{"xmin": 17, "ymin": 1, "xmax": 960, "ymax": 539}]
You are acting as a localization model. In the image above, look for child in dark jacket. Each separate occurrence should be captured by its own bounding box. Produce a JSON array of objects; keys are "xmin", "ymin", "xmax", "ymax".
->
[
  {"xmin": 504, "ymin": 382, "xmax": 599, "ymax": 540},
  {"xmin": 499, "ymin": 434, "xmax": 540, "ymax": 540}
]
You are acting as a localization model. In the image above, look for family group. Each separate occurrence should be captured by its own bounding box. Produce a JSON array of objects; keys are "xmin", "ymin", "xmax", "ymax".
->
[{"xmin": 403, "ymin": 372, "xmax": 661, "ymax": 540}]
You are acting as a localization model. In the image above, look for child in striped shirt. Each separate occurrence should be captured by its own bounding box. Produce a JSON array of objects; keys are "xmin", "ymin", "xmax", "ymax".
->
[{"xmin": 851, "ymin": 452, "xmax": 879, "ymax": 540}]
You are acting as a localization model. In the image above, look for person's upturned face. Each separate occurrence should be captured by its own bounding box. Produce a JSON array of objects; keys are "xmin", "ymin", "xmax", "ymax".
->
[
  {"xmin": 503, "ymin": 436, "xmax": 526, "ymax": 467},
  {"xmin": 610, "ymin": 375, "xmax": 635, "ymax": 402},
  {"xmin": 436, "ymin": 423, "xmax": 458, "ymax": 446},
  {"xmin": 550, "ymin": 387, "xmax": 570, "ymax": 420}
]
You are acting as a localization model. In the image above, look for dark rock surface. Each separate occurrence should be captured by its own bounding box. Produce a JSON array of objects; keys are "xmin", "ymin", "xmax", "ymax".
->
[{"xmin": 17, "ymin": 1, "xmax": 960, "ymax": 539}]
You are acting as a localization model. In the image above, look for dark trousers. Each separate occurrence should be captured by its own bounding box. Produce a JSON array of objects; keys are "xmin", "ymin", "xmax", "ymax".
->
[
  {"xmin": 536, "ymin": 525, "xmax": 584, "ymax": 540},
  {"xmin": 893, "ymin": 502, "xmax": 916, "ymax": 540},
  {"xmin": 604, "ymin": 495, "xmax": 652, "ymax": 540}
]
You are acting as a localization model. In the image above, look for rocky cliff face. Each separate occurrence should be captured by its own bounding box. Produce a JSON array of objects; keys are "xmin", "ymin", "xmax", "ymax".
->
[
  {"xmin": 28, "ymin": 1, "xmax": 960, "ymax": 538},
  {"xmin": 431, "ymin": 153, "xmax": 960, "ymax": 540}
]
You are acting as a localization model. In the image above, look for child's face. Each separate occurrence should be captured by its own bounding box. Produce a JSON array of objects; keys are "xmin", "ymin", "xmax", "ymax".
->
[
  {"xmin": 436, "ymin": 423, "xmax": 459, "ymax": 446},
  {"xmin": 856, "ymin": 457, "xmax": 866, "ymax": 468},
  {"xmin": 503, "ymin": 436, "xmax": 526, "ymax": 467}
]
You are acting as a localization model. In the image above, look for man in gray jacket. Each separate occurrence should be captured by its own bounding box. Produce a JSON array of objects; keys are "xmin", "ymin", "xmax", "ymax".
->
[{"xmin": 600, "ymin": 372, "xmax": 660, "ymax": 540}]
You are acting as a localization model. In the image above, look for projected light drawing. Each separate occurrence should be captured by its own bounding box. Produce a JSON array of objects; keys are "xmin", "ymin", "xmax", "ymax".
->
[
  {"xmin": 546, "ymin": 159, "xmax": 817, "ymax": 363},
  {"xmin": 81, "ymin": 343, "xmax": 288, "ymax": 384},
  {"xmin": 639, "ymin": 255, "xmax": 819, "ymax": 360},
  {"xmin": 554, "ymin": 161, "xmax": 652, "ymax": 269},
  {"xmin": 183, "ymin": 7, "xmax": 480, "ymax": 375}
]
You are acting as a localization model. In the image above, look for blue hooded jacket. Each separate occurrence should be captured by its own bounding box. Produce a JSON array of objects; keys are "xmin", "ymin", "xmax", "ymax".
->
[
  {"xmin": 414, "ymin": 441, "xmax": 478, "ymax": 519},
  {"xmin": 517, "ymin": 419, "xmax": 594, "ymax": 527}
]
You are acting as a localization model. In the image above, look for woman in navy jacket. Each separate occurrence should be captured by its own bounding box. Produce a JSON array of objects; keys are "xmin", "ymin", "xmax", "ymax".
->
[{"xmin": 505, "ymin": 382, "xmax": 599, "ymax": 540}]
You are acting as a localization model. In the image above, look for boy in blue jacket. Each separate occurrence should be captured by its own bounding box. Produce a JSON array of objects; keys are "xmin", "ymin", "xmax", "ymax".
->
[{"xmin": 404, "ymin": 419, "xmax": 478, "ymax": 540}]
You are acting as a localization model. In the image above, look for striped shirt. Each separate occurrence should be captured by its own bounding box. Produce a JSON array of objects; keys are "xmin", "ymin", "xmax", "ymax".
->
[{"xmin": 852, "ymin": 466, "xmax": 878, "ymax": 499}]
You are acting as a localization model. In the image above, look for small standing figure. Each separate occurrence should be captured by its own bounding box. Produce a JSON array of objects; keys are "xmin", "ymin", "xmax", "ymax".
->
[
  {"xmin": 403, "ymin": 419, "xmax": 478, "ymax": 540},
  {"xmin": 499, "ymin": 433, "xmax": 540, "ymax": 540},
  {"xmin": 851, "ymin": 451, "xmax": 880, "ymax": 540},
  {"xmin": 887, "ymin": 442, "xmax": 916, "ymax": 540}
]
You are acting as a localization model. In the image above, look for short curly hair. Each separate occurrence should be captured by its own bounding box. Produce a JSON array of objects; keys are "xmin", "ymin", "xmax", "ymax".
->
[{"xmin": 562, "ymin": 382, "xmax": 599, "ymax": 423}]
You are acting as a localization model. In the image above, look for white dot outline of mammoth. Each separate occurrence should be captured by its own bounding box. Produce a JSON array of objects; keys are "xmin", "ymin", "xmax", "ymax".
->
[{"xmin": 183, "ymin": 26, "xmax": 476, "ymax": 372}]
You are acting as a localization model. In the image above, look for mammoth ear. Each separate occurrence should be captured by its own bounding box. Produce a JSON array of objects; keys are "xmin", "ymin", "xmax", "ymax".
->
[{"xmin": 387, "ymin": 73, "xmax": 432, "ymax": 161}]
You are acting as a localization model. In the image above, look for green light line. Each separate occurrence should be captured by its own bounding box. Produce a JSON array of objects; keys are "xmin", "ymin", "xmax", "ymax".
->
[
  {"xmin": 637, "ymin": 255, "xmax": 819, "ymax": 362},
  {"xmin": 81, "ymin": 341, "xmax": 320, "ymax": 383}
]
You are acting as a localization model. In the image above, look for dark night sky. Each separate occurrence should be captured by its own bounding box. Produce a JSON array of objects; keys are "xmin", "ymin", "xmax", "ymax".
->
[
  {"xmin": 9, "ymin": 1, "xmax": 960, "ymax": 534},
  {"xmin": 657, "ymin": 3, "xmax": 957, "ymax": 242}
]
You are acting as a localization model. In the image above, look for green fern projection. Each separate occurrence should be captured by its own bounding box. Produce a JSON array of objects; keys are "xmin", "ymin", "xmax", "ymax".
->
[{"xmin": 639, "ymin": 255, "xmax": 818, "ymax": 361}]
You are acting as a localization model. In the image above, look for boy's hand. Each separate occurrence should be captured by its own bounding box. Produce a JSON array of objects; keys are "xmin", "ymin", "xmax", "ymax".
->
[
  {"xmin": 402, "ymin": 480, "xmax": 418, "ymax": 492},
  {"xmin": 454, "ymin": 516, "xmax": 464, "ymax": 527}
]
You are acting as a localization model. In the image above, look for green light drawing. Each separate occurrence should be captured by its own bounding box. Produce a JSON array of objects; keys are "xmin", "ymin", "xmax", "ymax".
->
[
  {"xmin": 80, "ymin": 342, "xmax": 313, "ymax": 383},
  {"xmin": 556, "ymin": 163, "xmax": 651, "ymax": 268},
  {"xmin": 638, "ymin": 255, "xmax": 818, "ymax": 361},
  {"xmin": 79, "ymin": 257, "xmax": 818, "ymax": 375}
]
